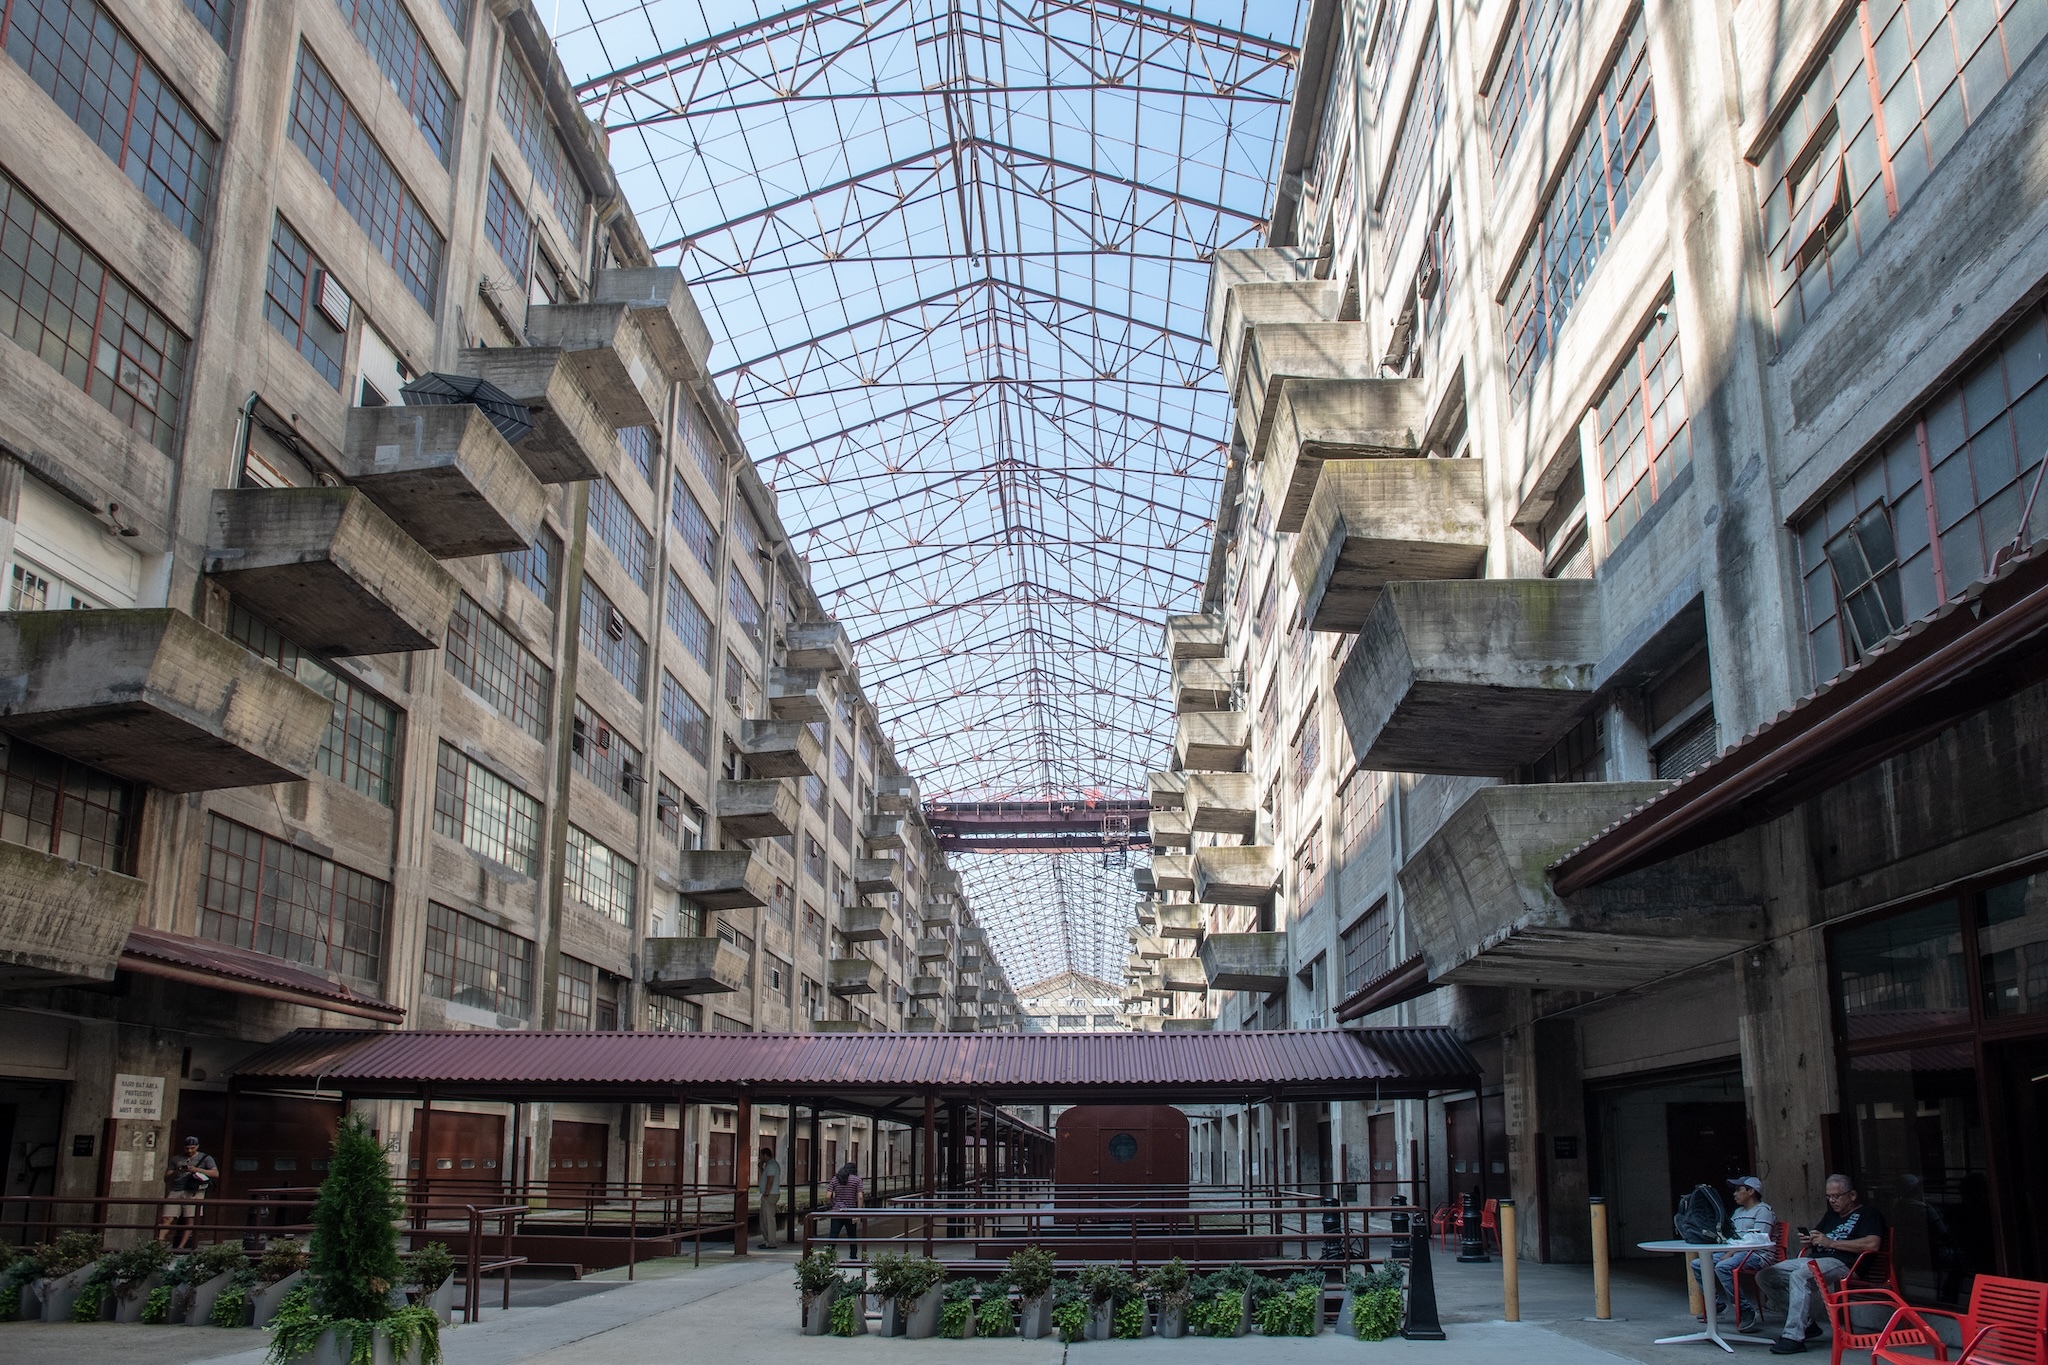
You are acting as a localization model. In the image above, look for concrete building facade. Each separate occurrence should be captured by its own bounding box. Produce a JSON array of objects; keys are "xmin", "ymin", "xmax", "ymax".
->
[
  {"xmin": 1153, "ymin": 0, "xmax": 2048, "ymax": 1296},
  {"xmin": 0, "ymin": 0, "xmax": 1014, "ymax": 1232}
]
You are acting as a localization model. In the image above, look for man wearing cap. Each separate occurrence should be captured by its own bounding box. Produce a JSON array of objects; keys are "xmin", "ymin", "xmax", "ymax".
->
[
  {"xmin": 1694, "ymin": 1176, "xmax": 1780, "ymax": 1333},
  {"xmin": 158, "ymin": 1136, "xmax": 219, "ymax": 1249}
]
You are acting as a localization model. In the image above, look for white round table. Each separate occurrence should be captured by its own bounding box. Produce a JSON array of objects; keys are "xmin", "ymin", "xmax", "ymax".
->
[{"xmin": 1637, "ymin": 1239, "xmax": 1779, "ymax": 1351}]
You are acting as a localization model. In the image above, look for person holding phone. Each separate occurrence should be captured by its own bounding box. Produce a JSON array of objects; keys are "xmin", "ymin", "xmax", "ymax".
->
[
  {"xmin": 1757, "ymin": 1174, "xmax": 1887, "ymax": 1353},
  {"xmin": 157, "ymin": 1136, "xmax": 219, "ymax": 1249}
]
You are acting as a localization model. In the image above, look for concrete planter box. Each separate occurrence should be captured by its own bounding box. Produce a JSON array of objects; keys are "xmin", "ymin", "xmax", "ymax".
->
[
  {"xmin": 113, "ymin": 1270, "xmax": 166, "ymax": 1322},
  {"xmin": 251, "ymin": 1270, "xmax": 305, "ymax": 1326},
  {"xmin": 184, "ymin": 1270, "xmax": 235, "ymax": 1325},
  {"xmin": 422, "ymin": 1277, "xmax": 456, "ymax": 1325},
  {"xmin": 1156, "ymin": 1303, "xmax": 1188, "ymax": 1338},
  {"xmin": 881, "ymin": 1288, "xmax": 941, "ymax": 1338},
  {"xmin": 801, "ymin": 1291, "xmax": 836, "ymax": 1335},
  {"xmin": 1084, "ymin": 1301, "xmax": 1116, "ymax": 1340},
  {"xmin": 1019, "ymin": 1293, "xmax": 1053, "ymax": 1339},
  {"xmin": 302, "ymin": 1324, "xmax": 429, "ymax": 1365},
  {"xmin": 36, "ymin": 1262, "xmax": 99, "ymax": 1322}
]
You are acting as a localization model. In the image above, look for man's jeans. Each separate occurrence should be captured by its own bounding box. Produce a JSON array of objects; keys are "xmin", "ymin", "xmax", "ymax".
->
[
  {"xmin": 1758, "ymin": 1256, "xmax": 1850, "ymax": 1338},
  {"xmin": 1694, "ymin": 1248, "xmax": 1774, "ymax": 1313}
]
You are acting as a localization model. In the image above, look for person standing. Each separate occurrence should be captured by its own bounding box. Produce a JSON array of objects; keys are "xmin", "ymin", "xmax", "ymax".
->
[
  {"xmin": 1759, "ymin": 1174, "xmax": 1887, "ymax": 1353},
  {"xmin": 826, "ymin": 1161, "xmax": 862, "ymax": 1259},
  {"xmin": 158, "ymin": 1136, "xmax": 218, "ymax": 1249},
  {"xmin": 1692, "ymin": 1176, "xmax": 1779, "ymax": 1332},
  {"xmin": 758, "ymin": 1144, "xmax": 783, "ymax": 1249}
]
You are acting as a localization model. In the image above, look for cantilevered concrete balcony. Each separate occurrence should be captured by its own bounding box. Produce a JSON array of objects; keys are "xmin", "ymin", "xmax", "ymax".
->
[
  {"xmin": 947, "ymin": 1014, "xmax": 980, "ymax": 1033},
  {"xmin": 1126, "ymin": 953, "xmax": 1148, "ymax": 975},
  {"xmin": 785, "ymin": 621, "xmax": 853, "ymax": 672},
  {"xmin": 903, "ymin": 1013, "xmax": 940, "ymax": 1032},
  {"xmin": 455, "ymin": 348, "xmax": 611, "ymax": 483},
  {"xmin": 1135, "ymin": 902, "xmax": 1159, "ymax": 932},
  {"xmin": 1194, "ymin": 845, "xmax": 1279, "ymax": 907},
  {"xmin": 1197, "ymin": 933, "xmax": 1288, "ymax": 993},
  {"xmin": 877, "ymin": 773, "xmax": 920, "ymax": 813},
  {"xmin": 740, "ymin": 719, "xmax": 821, "ymax": 779},
  {"xmin": 524, "ymin": 302, "xmax": 666, "ymax": 427},
  {"xmin": 920, "ymin": 905, "xmax": 954, "ymax": 931},
  {"xmin": 591, "ymin": 267, "xmax": 711, "ymax": 384},
  {"xmin": 1232, "ymin": 324, "xmax": 1375, "ymax": 463},
  {"xmin": 0, "ymin": 840, "xmax": 148, "ymax": 987},
  {"xmin": 958, "ymin": 925, "xmax": 986, "ymax": 946},
  {"xmin": 909, "ymin": 975, "xmax": 944, "ymax": 998},
  {"xmin": 1150, "ymin": 854, "xmax": 1195, "ymax": 895},
  {"xmin": 1186, "ymin": 772, "xmax": 1257, "ymax": 839},
  {"xmin": 678, "ymin": 849, "xmax": 774, "ymax": 910},
  {"xmin": 0, "ymin": 609, "xmax": 329, "ymax": 790},
  {"xmin": 716, "ymin": 778, "xmax": 799, "ymax": 840},
  {"xmin": 1133, "ymin": 934, "xmax": 1168, "ymax": 960},
  {"xmin": 930, "ymin": 867, "xmax": 962, "ymax": 897},
  {"xmin": 1290, "ymin": 461, "xmax": 1487, "ymax": 633},
  {"xmin": 916, "ymin": 936, "xmax": 949, "ymax": 959},
  {"xmin": 206, "ymin": 488, "xmax": 458, "ymax": 655},
  {"xmin": 1335, "ymin": 579, "xmax": 1602, "ymax": 775},
  {"xmin": 1260, "ymin": 377, "xmax": 1429, "ymax": 530},
  {"xmin": 853, "ymin": 858, "xmax": 901, "ymax": 896},
  {"xmin": 1148, "ymin": 770, "xmax": 1186, "ymax": 810},
  {"xmin": 1203, "ymin": 248, "xmax": 1336, "ymax": 386},
  {"xmin": 959, "ymin": 953, "xmax": 984, "ymax": 978},
  {"xmin": 643, "ymin": 937, "xmax": 748, "ymax": 995},
  {"xmin": 956, "ymin": 984, "xmax": 982, "ymax": 1003},
  {"xmin": 1156, "ymin": 902, "xmax": 1203, "ymax": 939},
  {"xmin": 1163, "ymin": 612, "xmax": 1226, "ymax": 660},
  {"xmin": 1172, "ymin": 656, "xmax": 1236, "ymax": 713},
  {"xmin": 340, "ymin": 405, "xmax": 545, "ymax": 557},
  {"xmin": 768, "ymin": 668, "xmax": 828, "ymax": 723},
  {"xmin": 837, "ymin": 904, "xmax": 887, "ymax": 941},
  {"xmin": 1174, "ymin": 710, "xmax": 1249, "ymax": 772},
  {"xmin": 829, "ymin": 957, "xmax": 881, "ymax": 996},
  {"xmin": 1149, "ymin": 808, "xmax": 1192, "ymax": 850},
  {"xmin": 864, "ymin": 815, "xmax": 907, "ymax": 852},
  {"xmin": 1399, "ymin": 784, "xmax": 1765, "ymax": 992},
  {"xmin": 1132, "ymin": 865, "xmax": 1156, "ymax": 894}
]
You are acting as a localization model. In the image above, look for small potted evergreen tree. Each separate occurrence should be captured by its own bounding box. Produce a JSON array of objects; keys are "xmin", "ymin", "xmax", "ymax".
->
[
  {"xmin": 1007, "ymin": 1246, "xmax": 1056, "ymax": 1339},
  {"xmin": 1148, "ymin": 1257, "xmax": 1193, "ymax": 1338},
  {"xmin": 794, "ymin": 1248, "xmax": 849, "ymax": 1335},
  {"xmin": 1076, "ymin": 1264, "xmax": 1137, "ymax": 1340},
  {"xmin": 870, "ymin": 1251, "xmax": 945, "ymax": 1339},
  {"xmin": 29, "ymin": 1232, "xmax": 101, "ymax": 1322}
]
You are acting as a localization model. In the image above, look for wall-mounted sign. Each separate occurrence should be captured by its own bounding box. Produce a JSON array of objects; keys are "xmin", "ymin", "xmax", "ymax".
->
[{"xmin": 112, "ymin": 1073, "xmax": 164, "ymax": 1120}]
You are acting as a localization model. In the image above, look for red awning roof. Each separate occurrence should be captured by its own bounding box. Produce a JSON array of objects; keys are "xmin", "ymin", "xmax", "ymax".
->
[
  {"xmin": 121, "ymin": 928, "xmax": 404, "ymax": 1024},
  {"xmin": 228, "ymin": 1025, "xmax": 1478, "ymax": 1105}
]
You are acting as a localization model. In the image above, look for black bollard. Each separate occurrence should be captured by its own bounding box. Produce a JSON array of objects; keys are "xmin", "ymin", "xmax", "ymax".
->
[
  {"xmin": 1456, "ymin": 1188, "xmax": 1489, "ymax": 1263},
  {"xmin": 1391, "ymin": 1193, "xmax": 1410, "ymax": 1260},
  {"xmin": 1401, "ymin": 1216, "xmax": 1447, "ymax": 1340}
]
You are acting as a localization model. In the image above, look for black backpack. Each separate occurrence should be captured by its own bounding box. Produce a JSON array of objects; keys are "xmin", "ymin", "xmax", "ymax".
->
[{"xmin": 1675, "ymin": 1184, "xmax": 1731, "ymax": 1244}]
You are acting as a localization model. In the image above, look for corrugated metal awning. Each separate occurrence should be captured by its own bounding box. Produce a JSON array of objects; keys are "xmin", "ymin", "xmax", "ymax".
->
[
  {"xmin": 122, "ymin": 928, "xmax": 404, "ymax": 1024},
  {"xmin": 229, "ymin": 1024, "xmax": 1477, "ymax": 1104}
]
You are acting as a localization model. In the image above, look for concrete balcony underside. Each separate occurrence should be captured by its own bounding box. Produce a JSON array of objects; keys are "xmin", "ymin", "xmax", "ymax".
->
[
  {"xmin": 591, "ymin": 267, "xmax": 711, "ymax": 384},
  {"xmin": 853, "ymin": 858, "xmax": 902, "ymax": 896},
  {"xmin": 677, "ymin": 849, "xmax": 774, "ymax": 910},
  {"xmin": 0, "ymin": 840, "xmax": 147, "ymax": 987},
  {"xmin": 1148, "ymin": 808, "xmax": 1192, "ymax": 850},
  {"xmin": 341, "ymin": 405, "xmax": 546, "ymax": 558},
  {"xmin": 829, "ymin": 957, "xmax": 881, "ymax": 995},
  {"xmin": 0, "ymin": 609, "xmax": 329, "ymax": 791},
  {"xmin": 785, "ymin": 621, "xmax": 853, "ymax": 673},
  {"xmin": 1186, "ymin": 772, "xmax": 1256, "ymax": 838},
  {"xmin": 1159, "ymin": 957, "xmax": 1208, "ymax": 994},
  {"xmin": 524, "ymin": 302, "xmax": 666, "ymax": 428},
  {"xmin": 1233, "ymin": 324, "xmax": 1375, "ymax": 466},
  {"xmin": 206, "ymin": 488, "xmax": 458, "ymax": 656},
  {"xmin": 1197, "ymin": 932, "xmax": 1288, "ymax": 993},
  {"xmin": 740, "ymin": 720, "xmax": 821, "ymax": 779},
  {"xmin": 643, "ymin": 936, "xmax": 748, "ymax": 995},
  {"xmin": 1261, "ymin": 377, "xmax": 1428, "ymax": 531},
  {"xmin": 1149, "ymin": 854, "xmax": 1194, "ymax": 894},
  {"xmin": 1193, "ymin": 846, "xmax": 1279, "ymax": 907},
  {"xmin": 455, "ymin": 347, "xmax": 611, "ymax": 483},
  {"xmin": 909, "ymin": 975, "xmax": 943, "ymax": 997},
  {"xmin": 1399, "ymin": 784, "xmax": 1766, "ymax": 993},
  {"xmin": 877, "ymin": 774, "xmax": 920, "ymax": 813},
  {"xmin": 1148, "ymin": 770, "xmax": 1186, "ymax": 810},
  {"xmin": 947, "ymin": 1016, "xmax": 980, "ymax": 1033},
  {"xmin": 838, "ymin": 905, "xmax": 887, "ymax": 941},
  {"xmin": 1155, "ymin": 902, "xmax": 1203, "ymax": 938},
  {"xmin": 1334, "ymin": 579, "xmax": 1603, "ymax": 775},
  {"xmin": 1291, "ymin": 461, "xmax": 1487, "ymax": 633},
  {"xmin": 768, "ymin": 668, "xmax": 829, "ymax": 723},
  {"xmin": 915, "ymin": 936, "xmax": 948, "ymax": 959},
  {"xmin": 716, "ymin": 778, "xmax": 799, "ymax": 840},
  {"xmin": 1203, "ymin": 248, "xmax": 1327, "ymax": 379},
  {"xmin": 1174, "ymin": 710, "xmax": 1248, "ymax": 772},
  {"xmin": 1163, "ymin": 612, "xmax": 1225, "ymax": 660},
  {"xmin": 1172, "ymin": 656, "xmax": 1235, "ymax": 713},
  {"xmin": 864, "ymin": 816, "xmax": 907, "ymax": 851}
]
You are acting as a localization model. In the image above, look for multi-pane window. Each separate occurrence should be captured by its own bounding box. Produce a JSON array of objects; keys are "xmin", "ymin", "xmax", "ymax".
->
[
  {"xmin": 1487, "ymin": 0, "xmax": 1569, "ymax": 187},
  {"xmin": 556, "ymin": 954, "xmax": 594, "ymax": 1030},
  {"xmin": 432, "ymin": 0, "xmax": 462, "ymax": 37},
  {"xmin": 647, "ymin": 996, "xmax": 702, "ymax": 1031},
  {"xmin": 1375, "ymin": 23, "xmax": 1443, "ymax": 276},
  {"xmin": 833, "ymin": 741, "xmax": 854, "ymax": 786},
  {"xmin": 1758, "ymin": 0, "xmax": 2048, "ymax": 345},
  {"xmin": 482, "ymin": 162, "xmax": 532, "ymax": 275},
  {"xmin": 1340, "ymin": 899, "xmax": 1390, "ymax": 997},
  {"xmin": 502, "ymin": 525, "xmax": 561, "ymax": 608},
  {"xmin": 659, "ymin": 671, "xmax": 711, "ymax": 763},
  {"xmin": 1338, "ymin": 769, "xmax": 1387, "ymax": 862},
  {"xmin": 724, "ymin": 650, "xmax": 756, "ymax": 712},
  {"xmin": 1367, "ymin": 0, "xmax": 1413, "ymax": 121},
  {"xmin": 833, "ymin": 801, "xmax": 852, "ymax": 850},
  {"xmin": 200, "ymin": 814, "xmax": 387, "ymax": 982},
  {"xmin": 664, "ymin": 570, "xmax": 714, "ymax": 669},
  {"xmin": 588, "ymin": 477, "xmax": 652, "ymax": 591},
  {"xmin": 1256, "ymin": 683, "xmax": 1279, "ymax": 764},
  {"xmin": 1420, "ymin": 197, "xmax": 1458, "ymax": 347},
  {"xmin": 727, "ymin": 565, "xmax": 764, "ymax": 648},
  {"xmin": 1, "ymin": 0, "xmax": 218, "ymax": 240},
  {"xmin": 1594, "ymin": 296, "xmax": 1690, "ymax": 545},
  {"xmin": 683, "ymin": 402, "xmax": 724, "ymax": 494},
  {"xmin": 263, "ymin": 217, "xmax": 346, "ymax": 389},
  {"xmin": 0, "ymin": 168, "xmax": 187, "ymax": 452},
  {"xmin": 1532, "ymin": 711, "xmax": 1605, "ymax": 782},
  {"xmin": 732, "ymin": 503, "xmax": 764, "ymax": 565},
  {"xmin": 434, "ymin": 742, "xmax": 541, "ymax": 874},
  {"xmin": 1296, "ymin": 824, "xmax": 1327, "ymax": 910},
  {"xmin": 565, "ymin": 824, "xmax": 636, "ymax": 925},
  {"xmin": 656, "ymin": 774, "xmax": 684, "ymax": 843},
  {"xmin": 0, "ymin": 735, "xmax": 130, "ymax": 870},
  {"xmin": 571, "ymin": 698, "xmax": 642, "ymax": 813},
  {"xmin": 332, "ymin": 0, "xmax": 455, "ymax": 162},
  {"xmin": 671, "ymin": 476, "xmax": 717, "ymax": 575},
  {"xmin": 287, "ymin": 45, "xmax": 443, "ymax": 312},
  {"xmin": 423, "ymin": 902, "xmax": 532, "ymax": 1020},
  {"xmin": 804, "ymin": 833, "xmax": 826, "ymax": 882},
  {"xmin": 1502, "ymin": 12, "xmax": 1658, "ymax": 402},
  {"xmin": 1291, "ymin": 702, "xmax": 1321, "ymax": 799},
  {"xmin": 445, "ymin": 594, "xmax": 553, "ymax": 739},
  {"xmin": 618, "ymin": 425, "xmax": 657, "ymax": 487},
  {"xmin": 496, "ymin": 51, "xmax": 581, "ymax": 235},
  {"xmin": 1799, "ymin": 299, "xmax": 2048, "ymax": 678},
  {"xmin": 227, "ymin": 603, "xmax": 400, "ymax": 805},
  {"xmin": 803, "ymin": 774, "xmax": 826, "ymax": 815},
  {"xmin": 804, "ymin": 905, "xmax": 827, "ymax": 954},
  {"xmin": 579, "ymin": 577, "xmax": 646, "ymax": 698},
  {"xmin": 181, "ymin": 0, "xmax": 232, "ymax": 46}
]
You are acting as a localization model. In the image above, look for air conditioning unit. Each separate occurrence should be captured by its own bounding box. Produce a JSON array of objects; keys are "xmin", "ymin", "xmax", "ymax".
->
[
  {"xmin": 1415, "ymin": 245, "xmax": 1441, "ymax": 302},
  {"xmin": 606, "ymin": 607, "xmax": 626, "ymax": 641},
  {"xmin": 314, "ymin": 270, "xmax": 352, "ymax": 331}
]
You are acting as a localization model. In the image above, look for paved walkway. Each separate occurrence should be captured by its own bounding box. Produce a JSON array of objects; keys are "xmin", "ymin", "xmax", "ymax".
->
[{"xmin": 0, "ymin": 1248, "xmax": 1848, "ymax": 1365}]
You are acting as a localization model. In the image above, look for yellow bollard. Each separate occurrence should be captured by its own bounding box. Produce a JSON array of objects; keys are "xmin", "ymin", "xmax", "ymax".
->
[
  {"xmin": 1500, "ymin": 1199, "xmax": 1519, "ymax": 1322},
  {"xmin": 1591, "ymin": 1197, "xmax": 1612, "ymax": 1321}
]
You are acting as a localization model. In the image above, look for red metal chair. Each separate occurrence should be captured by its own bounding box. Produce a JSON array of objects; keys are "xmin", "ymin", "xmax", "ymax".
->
[
  {"xmin": 1844, "ymin": 1231, "xmax": 1903, "ymax": 1296},
  {"xmin": 1480, "ymin": 1199, "xmax": 1500, "ymax": 1254},
  {"xmin": 1430, "ymin": 1204, "xmax": 1456, "ymax": 1251},
  {"xmin": 1869, "ymin": 1275, "xmax": 2048, "ymax": 1365},
  {"xmin": 1727, "ymin": 1221, "xmax": 1790, "ymax": 1329}
]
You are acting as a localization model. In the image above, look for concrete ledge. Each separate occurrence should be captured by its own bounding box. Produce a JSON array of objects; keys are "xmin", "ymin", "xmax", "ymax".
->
[
  {"xmin": 768, "ymin": 668, "xmax": 829, "ymax": 722},
  {"xmin": 340, "ymin": 405, "xmax": 546, "ymax": 557},
  {"xmin": 1334, "ymin": 579, "xmax": 1602, "ymax": 775},
  {"xmin": 1156, "ymin": 902, "xmax": 1203, "ymax": 938},
  {"xmin": 863, "ymin": 815, "xmax": 907, "ymax": 851},
  {"xmin": 915, "ymin": 936, "xmax": 948, "ymax": 958},
  {"xmin": 786, "ymin": 621, "xmax": 853, "ymax": 673},
  {"xmin": 853, "ymin": 858, "xmax": 901, "ymax": 896},
  {"xmin": 1149, "ymin": 808, "xmax": 1192, "ymax": 849},
  {"xmin": 877, "ymin": 773, "xmax": 920, "ymax": 812},
  {"xmin": 456, "ymin": 347, "xmax": 612, "ymax": 484},
  {"xmin": 591, "ymin": 267, "xmax": 711, "ymax": 382},
  {"xmin": 1148, "ymin": 769, "xmax": 1187, "ymax": 809},
  {"xmin": 1163, "ymin": 612, "xmax": 1226, "ymax": 659},
  {"xmin": 1160, "ymin": 957, "xmax": 1209, "ymax": 993},
  {"xmin": 946, "ymin": 1015, "xmax": 980, "ymax": 1032},
  {"xmin": 0, "ymin": 609, "xmax": 329, "ymax": 790},
  {"xmin": 1197, "ymin": 932, "xmax": 1288, "ymax": 992},
  {"xmin": 1193, "ymin": 845, "xmax": 1279, "ymax": 907},
  {"xmin": 1186, "ymin": 772, "xmax": 1257, "ymax": 838},
  {"xmin": 838, "ymin": 905, "xmax": 887, "ymax": 941},
  {"xmin": 1232, "ymin": 324, "xmax": 1375, "ymax": 466},
  {"xmin": 1291, "ymin": 460, "xmax": 1487, "ymax": 632},
  {"xmin": 829, "ymin": 957, "xmax": 881, "ymax": 995},
  {"xmin": 1262, "ymin": 377, "xmax": 1429, "ymax": 532},
  {"xmin": 524, "ymin": 302, "xmax": 665, "ymax": 427},
  {"xmin": 1174, "ymin": 709, "xmax": 1249, "ymax": 772},
  {"xmin": 715, "ymin": 778, "xmax": 799, "ymax": 840},
  {"xmin": 643, "ymin": 936, "xmax": 748, "ymax": 995},
  {"xmin": 206, "ymin": 487, "xmax": 459, "ymax": 655},
  {"xmin": 1172, "ymin": 656, "xmax": 1236, "ymax": 713},
  {"xmin": 0, "ymin": 840, "xmax": 146, "ymax": 986},
  {"xmin": 1150, "ymin": 854, "xmax": 1195, "ymax": 894},
  {"xmin": 677, "ymin": 849, "xmax": 774, "ymax": 909},
  {"xmin": 1214, "ymin": 280, "xmax": 1347, "ymax": 390},
  {"xmin": 740, "ymin": 719, "xmax": 822, "ymax": 779},
  {"xmin": 909, "ymin": 975, "xmax": 943, "ymax": 997}
]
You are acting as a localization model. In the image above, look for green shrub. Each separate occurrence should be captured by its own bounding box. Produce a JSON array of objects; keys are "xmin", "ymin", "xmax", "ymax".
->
[
  {"xmin": 1051, "ymin": 1298, "xmax": 1088, "ymax": 1344},
  {"xmin": 190, "ymin": 1242, "xmax": 250, "ymax": 1284},
  {"xmin": 1006, "ymin": 1246, "xmax": 1055, "ymax": 1300},
  {"xmin": 1186, "ymin": 1290, "xmax": 1244, "ymax": 1337},
  {"xmin": 211, "ymin": 1283, "xmax": 251, "ymax": 1327},
  {"xmin": 1352, "ymin": 1285, "xmax": 1402, "ymax": 1341},
  {"xmin": 257, "ymin": 1239, "xmax": 310, "ymax": 1285},
  {"xmin": 70, "ymin": 1280, "xmax": 109, "ymax": 1322},
  {"xmin": 938, "ymin": 1299, "xmax": 972, "ymax": 1338},
  {"xmin": 407, "ymin": 1243, "xmax": 454, "ymax": 1295},
  {"xmin": 1257, "ymin": 1282, "xmax": 1320, "ymax": 1336},
  {"xmin": 794, "ymin": 1247, "xmax": 840, "ymax": 1298},
  {"xmin": 976, "ymin": 1294, "xmax": 1016, "ymax": 1338},
  {"xmin": 104, "ymin": 1239, "xmax": 175, "ymax": 1294},
  {"xmin": 868, "ymin": 1251, "xmax": 944, "ymax": 1307},
  {"xmin": 0, "ymin": 1253, "xmax": 36, "ymax": 1321},
  {"xmin": 1077, "ymin": 1263, "xmax": 1137, "ymax": 1306},
  {"xmin": 34, "ymin": 1232, "xmax": 101, "ymax": 1279},
  {"xmin": 140, "ymin": 1285, "xmax": 172, "ymax": 1324},
  {"xmin": 1113, "ymin": 1297, "xmax": 1147, "ymax": 1338},
  {"xmin": 308, "ymin": 1113, "xmax": 403, "ymax": 1322},
  {"xmin": 828, "ymin": 1294, "xmax": 860, "ymax": 1336},
  {"xmin": 1146, "ymin": 1256, "xmax": 1192, "ymax": 1309}
]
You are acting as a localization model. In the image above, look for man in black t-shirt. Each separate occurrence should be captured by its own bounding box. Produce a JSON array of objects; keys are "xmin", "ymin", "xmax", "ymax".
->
[{"xmin": 1758, "ymin": 1174, "xmax": 1888, "ymax": 1353}]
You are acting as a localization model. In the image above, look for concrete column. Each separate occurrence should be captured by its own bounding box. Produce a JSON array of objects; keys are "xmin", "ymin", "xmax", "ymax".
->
[
  {"xmin": 1532, "ymin": 1017, "xmax": 1590, "ymax": 1262},
  {"xmin": 733, "ymin": 1097, "xmax": 752, "ymax": 1256}
]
